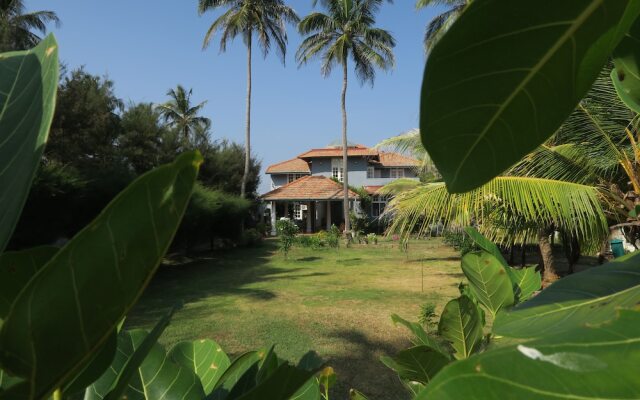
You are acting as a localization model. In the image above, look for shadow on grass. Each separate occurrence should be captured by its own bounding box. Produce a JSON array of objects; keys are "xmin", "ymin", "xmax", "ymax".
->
[
  {"xmin": 297, "ymin": 256, "xmax": 323, "ymax": 262},
  {"xmin": 324, "ymin": 328, "xmax": 410, "ymax": 400},
  {"xmin": 127, "ymin": 240, "xmax": 328, "ymax": 328}
]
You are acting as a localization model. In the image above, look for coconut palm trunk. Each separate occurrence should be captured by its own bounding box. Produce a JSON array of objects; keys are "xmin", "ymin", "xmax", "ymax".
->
[
  {"xmin": 342, "ymin": 60, "xmax": 350, "ymax": 234},
  {"xmin": 241, "ymin": 32, "xmax": 252, "ymax": 199},
  {"xmin": 538, "ymin": 226, "xmax": 560, "ymax": 285}
]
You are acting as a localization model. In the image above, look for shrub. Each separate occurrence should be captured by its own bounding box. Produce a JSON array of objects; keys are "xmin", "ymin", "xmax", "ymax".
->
[
  {"xmin": 240, "ymin": 228, "xmax": 263, "ymax": 247},
  {"xmin": 327, "ymin": 224, "xmax": 341, "ymax": 249},
  {"xmin": 366, "ymin": 233, "xmax": 378, "ymax": 245},
  {"xmin": 442, "ymin": 229, "xmax": 479, "ymax": 256},
  {"xmin": 176, "ymin": 182, "xmax": 252, "ymax": 251},
  {"xmin": 418, "ymin": 302, "xmax": 438, "ymax": 331},
  {"xmin": 277, "ymin": 218, "xmax": 299, "ymax": 257}
]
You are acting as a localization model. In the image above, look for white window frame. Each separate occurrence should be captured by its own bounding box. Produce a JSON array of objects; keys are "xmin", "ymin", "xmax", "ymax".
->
[
  {"xmin": 331, "ymin": 158, "xmax": 344, "ymax": 182},
  {"xmin": 293, "ymin": 203, "xmax": 303, "ymax": 220},
  {"xmin": 371, "ymin": 195, "xmax": 389, "ymax": 217},
  {"xmin": 367, "ymin": 166, "xmax": 375, "ymax": 179}
]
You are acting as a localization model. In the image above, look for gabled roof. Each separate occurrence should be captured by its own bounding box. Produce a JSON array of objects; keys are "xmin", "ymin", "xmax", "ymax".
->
[
  {"xmin": 363, "ymin": 186, "xmax": 384, "ymax": 195},
  {"xmin": 261, "ymin": 176, "xmax": 358, "ymax": 201},
  {"xmin": 265, "ymin": 157, "xmax": 310, "ymax": 174},
  {"xmin": 378, "ymin": 152, "xmax": 421, "ymax": 167},
  {"xmin": 297, "ymin": 145, "xmax": 378, "ymax": 159}
]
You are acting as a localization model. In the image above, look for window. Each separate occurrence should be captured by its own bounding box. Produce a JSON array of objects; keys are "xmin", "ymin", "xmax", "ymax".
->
[
  {"xmin": 367, "ymin": 166, "xmax": 375, "ymax": 179},
  {"xmin": 390, "ymin": 168, "xmax": 405, "ymax": 179},
  {"xmin": 331, "ymin": 158, "xmax": 344, "ymax": 182},
  {"xmin": 371, "ymin": 195, "xmax": 389, "ymax": 217},
  {"xmin": 293, "ymin": 203, "xmax": 302, "ymax": 220},
  {"xmin": 288, "ymin": 173, "xmax": 305, "ymax": 183}
]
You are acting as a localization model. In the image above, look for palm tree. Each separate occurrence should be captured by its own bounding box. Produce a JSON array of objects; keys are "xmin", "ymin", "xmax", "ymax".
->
[
  {"xmin": 157, "ymin": 85, "xmax": 210, "ymax": 142},
  {"xmin": 416, "ymin": 0, "xmax": 469, "ymax": 51},
  {"xmin": 199, "ymin": 0, "xmax": 299, "ymax": 199},
  {"xmin": 297, "ymin": 0, "xmax": 395, "ymax": 234},
  {"xmin": 382, "ymin": 66, "xmax": 638, "ymax": 285},
  {"xmin": 0, "ymin": 0, "xmax": 60, "ymax": 52}
]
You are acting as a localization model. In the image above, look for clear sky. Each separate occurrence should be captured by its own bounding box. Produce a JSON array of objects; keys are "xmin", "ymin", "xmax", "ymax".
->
[{"xmin": 29, "ymin": 0, "xmax": 442, "ymax": 193}]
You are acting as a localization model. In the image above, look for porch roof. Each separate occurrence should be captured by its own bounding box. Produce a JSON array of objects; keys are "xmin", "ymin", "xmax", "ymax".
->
[{"xmin": 261, "ymin": 175, "xmax": 358, "ymax": 201}]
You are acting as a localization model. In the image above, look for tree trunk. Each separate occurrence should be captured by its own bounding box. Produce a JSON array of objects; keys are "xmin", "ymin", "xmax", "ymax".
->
[
  {"xmin": 538, "ymin": 227, "xmax": 560, "ymax": 286},
  {"xmin": 240, "ymin": 32, "xmax": 252, "ymax": 199},
  {"xmin": 341, "ymin": 60, "xmax": 350, "ymax": 235}
]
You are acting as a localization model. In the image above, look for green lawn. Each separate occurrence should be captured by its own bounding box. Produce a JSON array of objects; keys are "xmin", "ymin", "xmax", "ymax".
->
[{"xmin": 127, "ymin": 238, "xmax": 463, "ymax": 400}]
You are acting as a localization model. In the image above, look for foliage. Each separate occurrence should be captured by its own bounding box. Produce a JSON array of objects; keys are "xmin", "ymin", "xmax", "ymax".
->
[
  {"xmin": 327, "ymin": 225, "xmax": 341, "ymax": 249},
  {"xmin": 611, "ymin": 18, "xmax": 640, "ymax": 114},
  {"xmin": 384, "ymin": 177, "xmax": 608, "ymax": 253},
  {"xmin": 0, "ymin": 39, "xmax": 319, "ymax": 400},
  {"xmin": 0, "ymin": 35, "xmax": 58, "ymax": 253},
  {"xmin": 420, "ymin": 0, "xmax": 640, "ymax": 193},
  {"xmin": 157, "ymin": 85, "xmax": 210, "ymax": 140},
  {"xmin": 0, "ymin": 0, "xmax": 59, "ymax": 52},
  {"xmin": 176, "ymin": 182, "xmax": 252, "ymax": 251},
  {"xmin": 441, "ymin": 229, "xmax": 478, "ymax": 256},
  {"xmin": 375, "ymin": 129, "xmax": 440, "ymax": 181},
  {"xmin": 276, "ymin": 219, "xmax": 299, "ymax": 257},
  {"xmin": 366, "ymin": 233, "xmax": 378, "ymax": 245},
  {"xmin": 416, "ymin": 0, "xmax": 469, "ymax": 51},
  {"xmin": 417, "ymin": 303, "xmax": 436, "ymax": 329}
]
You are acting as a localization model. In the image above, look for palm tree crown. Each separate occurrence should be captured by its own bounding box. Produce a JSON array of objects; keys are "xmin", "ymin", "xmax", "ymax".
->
[
  {"xmin": 296, "ymin": 0, "xmax": 395, "ymax": 85},
  {"xmin": 157, "ymin": 85, "xmax": 210, "ymax": 141},
  {"xmin": 199, "ymin": 0, "xmax": 299, "ymax": 60},
  {"xmin": 0, "ymin": 0, "xmax": 60, "ymax": 52},
  {"xmin": 417, "ymin": 0, "xmax": 469, "ymax": 51}
]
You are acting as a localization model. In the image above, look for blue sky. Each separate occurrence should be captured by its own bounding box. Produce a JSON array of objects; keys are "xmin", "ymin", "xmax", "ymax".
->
[{"xmin": 29, "ymin": 0, "xmax": 441, "ymax": 193}]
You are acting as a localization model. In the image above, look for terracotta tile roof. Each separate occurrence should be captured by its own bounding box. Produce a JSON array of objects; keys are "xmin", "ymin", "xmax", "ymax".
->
[
  {"xmin": 363, "ymin": 186, "xmax": 384, "ymax": 195},
  {"xmin": 265, "ymin": 157, "xmax": 310, "ymax": 174},
  {"xmin": 261, "ymin": 176, "xmax": 358, "ymax": 201},
  {"xmin": 378, "ymin": 152, "xmax": 420, "ymax": 167},
  {"xmin": 297, "ymin": 145, "xmax": 378, "ymax": 159}
]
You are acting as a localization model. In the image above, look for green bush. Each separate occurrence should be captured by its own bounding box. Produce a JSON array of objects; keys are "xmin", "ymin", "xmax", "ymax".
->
[
  {"xmin": 442, "ymin": 229, "xmax": 479, "ymax": 256},
  {"xmin": 327, "ymin": 224, "xmax": 341, "ymax": 249},
  {"xmin": 175, "ymin": 182, "xmax": 251, "ymax": 251},
  {"xmin": 276, "ymin": 218, "xmax": 299, "ymax": 257},
  {"xmin": 418, "ymin": 302, "xmax": 437, "ymax": 331},
  {"xmin": 366, "ymin": 233, "xmax": 378, "ymax": 245},
  {"xmin": 240, "ymin": 228, "xmax": 263, "ymax": 247}
]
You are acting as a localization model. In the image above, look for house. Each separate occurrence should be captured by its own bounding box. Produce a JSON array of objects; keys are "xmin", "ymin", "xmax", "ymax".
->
[{"xmin": 261, "ymin": 143, "xmax": 420, "ymax": 235}]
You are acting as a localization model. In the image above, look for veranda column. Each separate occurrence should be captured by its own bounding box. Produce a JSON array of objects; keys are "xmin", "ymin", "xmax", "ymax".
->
[
  {"xmin": 270, "ymin": 201, "xmax": 277, "ymax": 236},
  {"xmin": 284, "ymin": 201, "xmax": 289, "ymax": 219},
  {"xmin": 326, "ymin": 201, "xmax": 332, "ymax": 230},
  {"xmin": 306, "ymin": 202, "xmax": 313, "ymax": 233}
]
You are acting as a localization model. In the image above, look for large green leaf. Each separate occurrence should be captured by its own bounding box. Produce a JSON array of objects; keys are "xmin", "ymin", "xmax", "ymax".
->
[
  {"xmin": 232, "ymin": 362, "xmax": 317, "ymax": 400},
  {"xmin": 63, "ymin": 329, "xmax": 117, "ymax": 396},
  {"xmin": 209, "ymin": 351, "xmax": 262, "ymax": 400},
  {"xmin": 290, "ymin": 379, "xmax": 321, "ymax": 400},
  {"xmin": 390, "ymin": 314, "xmax": 448, "ymax": 355},
  {"xmin": 437, "ymin": 296, "xmax": 483, "ymax": 359},
  {"xmin": 0, "ymin": 35, "xmax": 59, "ymax": 253},
  {"xmin": 0, "ymin": 152, "xmax": 202, "ymax": 400},
  {"xmin": 420, "ymin": 0, "xmax": 640, "ymax": 192},
  {"xmin": 169, "ymin": 339, "xmax": 230, "ymax": 396},
  {"xmin": 86, "ymin": 329, "xmax": 205, "ymax": 400},
  {"xmin": 505, "ymin": 266, "xmax": 541, "ymax": 303},
  {"xmin": 463, "ymin": 227, "xmax": 507, "ymax": 266},
  {"xmin": 612, "ymin": 17, "xmax": 640, "ymax": 113},
  {"xmin": 416, "ymin": 310, "xmax": 640, "ymax": 399},
  {"xmin": 0, "ymin": 246, "xmax": 57, "ymax": 319},
  {"xmin": 494, "ymin": 252, "xmax": 640, "ymax": 338},
  {"xmin": 380, "ymin": 346, "xmax": 450, "ymax": 385},
  {"xmin": 461, "ymin": 252, "xmax": 514, "ymax": 317}
]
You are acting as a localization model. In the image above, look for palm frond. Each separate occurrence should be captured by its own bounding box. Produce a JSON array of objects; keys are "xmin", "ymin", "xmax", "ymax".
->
[{"xmin": 384, "ymin": 177, "xmax": 608, "ymax": 252}]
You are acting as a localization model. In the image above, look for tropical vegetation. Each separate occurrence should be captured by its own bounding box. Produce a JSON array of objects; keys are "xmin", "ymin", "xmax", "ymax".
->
[
  {"xmin": 199, "ymin": 0, "xmax": 299, "ymax": 198},
  {"xmin": 0, "ymin": 0, "xmax": 59, "ymax": 52},
  {"xmin": 416, "ymin": 0, "xmax": 469, "ymax": 51},
  {"xmin": 296, "ymin": 0, "xmax": 396, "ymax": 234}
]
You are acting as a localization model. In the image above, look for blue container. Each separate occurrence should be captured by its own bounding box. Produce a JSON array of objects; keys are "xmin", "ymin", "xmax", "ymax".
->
[{"xmin": 610, "ymin": 239, "xmax": 625, "ymax": 258}]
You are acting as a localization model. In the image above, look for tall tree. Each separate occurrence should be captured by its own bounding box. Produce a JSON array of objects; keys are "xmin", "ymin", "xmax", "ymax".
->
[
  {"xmin": 199, "ymin": 0, "xmax": 299, "ymax": 199},
  {"xmin": 297, "ymin": 0, "xmax": 395, "ymax": 234},
  {"xmin": 416, "ymin": 0, "xmax": 469, "ymax": 51},
  {"xmin": 0, "ymin": 0, "xmax": 59, "ymax": 52},
  {"xmin": 157, "ymin": 85, "xmax": 210, "ymax": 142}
]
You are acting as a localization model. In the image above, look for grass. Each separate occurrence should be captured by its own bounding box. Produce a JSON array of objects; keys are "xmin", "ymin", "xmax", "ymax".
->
[{"xmin": 127, "ymin": 238, "xmax": 463, "ymax": 400}]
